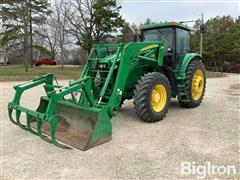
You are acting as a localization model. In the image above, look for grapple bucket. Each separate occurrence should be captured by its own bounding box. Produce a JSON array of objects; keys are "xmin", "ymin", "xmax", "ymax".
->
[
  {"xmin": 31, "ymin": 97, "xmax": 112, "ymax": 150},
  {"xmin": 8, "ymin": 73, "xmax": 112, "ymax": 150}
]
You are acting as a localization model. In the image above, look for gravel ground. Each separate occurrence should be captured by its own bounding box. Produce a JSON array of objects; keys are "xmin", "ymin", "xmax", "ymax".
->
[{"xmin": 1, "ymin": 74, "xmax": 239, "ymax": 179}]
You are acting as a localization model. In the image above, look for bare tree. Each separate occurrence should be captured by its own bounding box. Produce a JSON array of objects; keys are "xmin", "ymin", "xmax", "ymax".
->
[
  {"xmin": 49, "ymin": 0, "xmax": 69, "ymax": 70},
  {"xmin": 38, "ymin": 23, "xmax": 59, "ymax": 59},
  {"xmin": 66, "ymin": 0, "xmax": 124, "ymax": 53}
]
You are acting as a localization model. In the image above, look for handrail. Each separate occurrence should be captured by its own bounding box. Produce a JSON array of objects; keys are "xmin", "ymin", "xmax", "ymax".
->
[{"xmin": 98, "ymin": 45, "xmax": 122, "ymax": 104}]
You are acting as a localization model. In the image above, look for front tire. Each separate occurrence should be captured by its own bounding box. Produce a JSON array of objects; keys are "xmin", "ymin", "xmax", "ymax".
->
[{"xmin": 133, "ymin": 72, "xmax": 171, "ymax": 122}]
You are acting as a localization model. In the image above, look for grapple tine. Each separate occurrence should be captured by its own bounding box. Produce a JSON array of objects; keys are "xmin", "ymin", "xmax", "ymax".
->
[
  {"xmin": 37, "ymin": 118, "xmax": 43, "ymax": 135},
  {"xmin": 40, "ymin": 135, "xmax": 52, "ymax": 143},
  {"xmin": 16, "ymin": 110, "xmax": 21, "ymax": 124},
  {"xmin": 15, "ymin": 110, "xmax": 28, "ymax": 130},
  {"xmin": 50, "ymin": 117, "xmax": 72, "ymax": 149},
  {"xmin": 8, "ymin": 106, "xmax": 18, "ymax": 125},
  {"xmin": 19, "ymin": 124, "xmax": 28, "ymax": 130},
  {"xmin": 26, "ymin": 114, "xmax": 39, "ymax": 136},
  {"xmin": 37, "ymin": 119, "xmax": 52, "ymax": 143}
]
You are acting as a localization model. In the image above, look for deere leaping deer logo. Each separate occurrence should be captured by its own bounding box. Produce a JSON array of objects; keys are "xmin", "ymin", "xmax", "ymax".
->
[{"xmin": 140, "ymin": 44, "xmax": 159, "ymax": 51}]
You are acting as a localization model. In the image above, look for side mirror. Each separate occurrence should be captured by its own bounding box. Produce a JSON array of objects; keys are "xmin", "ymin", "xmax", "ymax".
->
[
  {"xmin": 200, "ymin": 24, "xmax": 207, "ymax": 33},
  {"xmin": 132, "ymin": 33, "xmax": 142, "ymax": 42},
  {"xmin": 166, "ymin": 48, "xmax": 173, "ymax": 56},
  {"xmin": 167, "ymin": 48, "xmax": 173, "ymax": 53},
  {"xmin": 138, "ymin": 34, "xmax": 143, "ymax": 41},
  {"xmin": 132, "ymin": 34, "xmax": 138, "ymax": 42}
]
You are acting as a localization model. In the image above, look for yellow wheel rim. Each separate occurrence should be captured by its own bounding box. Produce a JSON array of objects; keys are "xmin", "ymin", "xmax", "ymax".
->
[
  {"xmin": 151, "ymin": 84, "xmax": 167, "ymax": 112},
  {"xmin": 192, "ymin": 69, "xmax": 204, "ymax": 101}
]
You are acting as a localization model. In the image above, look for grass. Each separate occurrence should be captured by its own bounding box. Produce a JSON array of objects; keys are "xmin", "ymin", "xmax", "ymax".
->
[
  {"xmin": 0, "ymin": 65, "xmax": 225, "ymax": 82},
  {"xmin": 0, "ymin": 65, "xmax": 83, "ymax": 81}
]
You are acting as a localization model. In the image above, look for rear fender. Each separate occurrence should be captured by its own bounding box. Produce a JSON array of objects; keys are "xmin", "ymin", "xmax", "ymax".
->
[{"xmin": 180, "ymin": 53, "xmax": 202, "ymax": 73}]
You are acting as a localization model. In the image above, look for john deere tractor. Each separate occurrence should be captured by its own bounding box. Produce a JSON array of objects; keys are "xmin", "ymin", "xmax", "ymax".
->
[{"xmin": 8, "ymin": 22, "xmax": 206, "ymax": 150}]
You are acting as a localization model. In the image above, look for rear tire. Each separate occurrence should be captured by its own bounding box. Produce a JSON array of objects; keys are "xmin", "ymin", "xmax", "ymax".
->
[
  {"xmin": 178, "ymin": 60, "xmax": 206, "ymax": 108},
  {"xmin": 133, "ymin": 72, "xmax": 171, "ymax": 122}
]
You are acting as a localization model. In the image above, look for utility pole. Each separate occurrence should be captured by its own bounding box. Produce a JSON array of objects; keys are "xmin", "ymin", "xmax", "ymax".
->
[{"xmin": 200, "ymin": 13, "xmax": 204, "ymax": 56}]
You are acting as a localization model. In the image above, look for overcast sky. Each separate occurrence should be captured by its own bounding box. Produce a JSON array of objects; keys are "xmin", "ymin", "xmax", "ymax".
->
[{"xmin": 118, "ymin": 0, "xmax": 240, "ymax": 27}]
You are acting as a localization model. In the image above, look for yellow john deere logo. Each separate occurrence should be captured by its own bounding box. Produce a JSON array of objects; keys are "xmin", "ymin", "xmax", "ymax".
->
[{"xmin": 140, "ymin": 44, "xmax": 159, "ymax": 51}]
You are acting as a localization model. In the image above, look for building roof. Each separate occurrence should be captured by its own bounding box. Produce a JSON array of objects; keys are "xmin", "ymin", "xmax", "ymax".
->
[{"xmin": 140, "ymin": 22, "xmax": 191, "ymax": 31}]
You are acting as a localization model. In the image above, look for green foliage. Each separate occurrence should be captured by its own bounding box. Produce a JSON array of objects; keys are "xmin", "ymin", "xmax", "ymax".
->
[
  {"xmin": 72, "ymin": 58, "xmax": 80, "ymax": 65},
  {"xmin": 32, "ymin": 44, "xmax": 51, "ymax": 57},
  {"xmin": 0, "ymin": 0, "xmax": 50, "ymax": 68},
  {"xmin": 117, "ymin": 22, "xmax": 138, "ymax": 43},
  {"xmin": 119, "ymin": 22, "xmax": 133, "ymax": 43},
  {"xmin": 190, "ymin": 16, "xmax": 240, "ymax": 73},
  {"xmin": 142, "ymin": 18, "xmax": 155, "ymax": 25},
  {"xmin": 71, "ymin": 0, "xmax": 124, "ymax": 52},
  {"xmin": 140, "ymin": 18, "xmax": 160, "ymax": 26},
  {"xmin": 93, "ymin": 0, "xmax": 123, "ymax": 35}
]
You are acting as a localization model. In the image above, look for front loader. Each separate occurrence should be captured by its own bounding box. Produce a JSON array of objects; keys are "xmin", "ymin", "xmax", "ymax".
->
[{"xmin": 8, "ymin": 22, "xmax": 206, "ymax": 150}]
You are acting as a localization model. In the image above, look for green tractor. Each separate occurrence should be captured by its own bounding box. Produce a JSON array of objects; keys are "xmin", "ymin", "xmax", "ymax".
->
[{"xmin": 8, "ymin": 22, "xmax": 206, "ymax": 150}]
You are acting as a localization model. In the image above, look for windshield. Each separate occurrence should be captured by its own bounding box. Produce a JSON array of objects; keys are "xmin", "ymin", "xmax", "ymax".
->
[{"xmin": 142, "ymin": 28, "xmax": 174, "ymax": 49}]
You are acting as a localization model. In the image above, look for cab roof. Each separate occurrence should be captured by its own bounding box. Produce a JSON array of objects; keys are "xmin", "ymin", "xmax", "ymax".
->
[{"xmin": 140, "ymin": 22, "xmax": 191, "ymax": 31}]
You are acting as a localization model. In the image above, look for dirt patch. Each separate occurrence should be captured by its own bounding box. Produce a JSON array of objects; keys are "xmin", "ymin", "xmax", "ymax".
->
[
  {"xmin": 227, "ymin": 83, "xmax": 240, "ymax": 96},
  {"xmin": 230, "ymin": 83, "xmax": 240, "ymax": 90}
]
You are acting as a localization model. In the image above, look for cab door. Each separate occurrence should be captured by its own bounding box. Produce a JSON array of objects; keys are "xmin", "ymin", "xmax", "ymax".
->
[{"xmin": 175, "ymin": 28, "xmax": 190, "ymax": 68}]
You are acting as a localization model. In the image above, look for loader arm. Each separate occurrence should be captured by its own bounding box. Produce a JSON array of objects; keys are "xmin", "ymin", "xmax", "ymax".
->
[{"xmin": 103, "ymin": 42, "xmax": 165, "ymax": 116}]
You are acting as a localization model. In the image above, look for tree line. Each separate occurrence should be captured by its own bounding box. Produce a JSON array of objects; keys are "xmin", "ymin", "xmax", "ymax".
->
[
  {"xmin": 190, "ymin": 16, "xmax": 240, "ymax": 73},
  {"xmin": 0, "ymin": 0, "xmax": 124, "ymax": 71},
  {"xmin": 0, "ymin": 1, "xmax": 239, "ymax": 73}
]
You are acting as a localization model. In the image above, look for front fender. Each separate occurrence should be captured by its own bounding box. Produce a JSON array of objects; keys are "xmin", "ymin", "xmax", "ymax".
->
[{"xmin": 180, "ymin": 53, "xmax": 202, "ymax": 73}]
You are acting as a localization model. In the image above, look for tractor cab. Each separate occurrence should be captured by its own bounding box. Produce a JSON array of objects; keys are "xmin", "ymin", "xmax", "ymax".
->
[{"xmin": 140, "ymin": 22, "xmax": 191, "ymax": 68}]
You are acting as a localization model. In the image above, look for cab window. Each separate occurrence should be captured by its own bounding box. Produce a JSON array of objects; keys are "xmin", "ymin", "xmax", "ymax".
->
[
  {"xmin": 176, "ymin": 28, "xmax": 189, "ymax": 63},
  {"xmin": 142, "ymin": 28, "xmax": 174, "ymax": 50}
]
